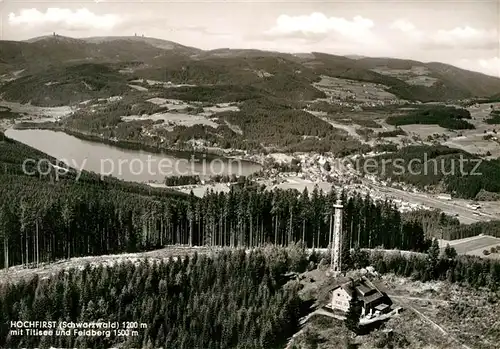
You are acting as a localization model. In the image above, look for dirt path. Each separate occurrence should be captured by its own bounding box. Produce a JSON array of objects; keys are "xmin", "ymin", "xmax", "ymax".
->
[
  {"xmin": 388, "ymin": 294, "xmax": 450, "ymax": 304},
  {"xmin": 284, "ymin": 305, "xmax": 326, "ymax": 349}
]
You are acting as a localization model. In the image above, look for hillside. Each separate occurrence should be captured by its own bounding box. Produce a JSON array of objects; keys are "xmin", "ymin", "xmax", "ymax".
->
[
  {"xmin": 2, "ymin": 35, "xmax": 500, "ymax": 155},
  {"xmin": 83, "ymin": 35, "xmax": 202, "ymax": 55},
  {"xmin": 357, "ymin": 145, "xmax": 500, "ymax": 199},
  {"xmin": 1, "ymin": 35, "xmax": 500, "ymax": 104},
  {"xmin": 0, "ymin": 35, "xmax": 188, "ymax": 72},
  {"xmin": 357, "ymin": 57, "xmax": 500, "ymax": 99},
  {"xmin": 0, "ymin": 63, "xmax": 129, "ymax": 106}
]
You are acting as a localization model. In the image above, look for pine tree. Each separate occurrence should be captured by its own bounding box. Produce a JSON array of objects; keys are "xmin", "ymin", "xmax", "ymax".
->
[
  {"xmin": 427, "ymin": 238, "xmax": 440, "ymax": 276},
  {"xmin": 443, "ymin": 244, "xmax": 457, "ymax": 259},
  {"xmin": 299, "ymin": 188, "xmax": 310, "ymax": 245},
  {"xmin": 187, "ymin": 190, "xmax": 196, "ymax": 247},
  {"xmin": 345, "ymin": 283, "xmax": 362, "ymax": 334}
]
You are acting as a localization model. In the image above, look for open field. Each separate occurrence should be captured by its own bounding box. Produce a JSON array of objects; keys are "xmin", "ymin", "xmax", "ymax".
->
[
  {"xmin": 371, "ymin": 66, "xmax": 439, "ymax": 87},
  {"xmin": 400, "ymin": 124, "xmax": 449, "ymax": 139},
  {"xmin": 122, "ymin": 111, "xmax": 219, "ymax": 129},
  {"xmin": 0, "ymin": 100, "xmax": 74, "ymax": 118},
  {"xmin": 438, "ymin": 235, "xmax": 500, "ymax": 259},
  {"xmin": 443, "ymin": 102, "xmax": 500, "ymax": 158},
  {"xmin": 306, "ymin": 100, "xmax": 500, "ymax": 158},
  {"xmin": 313, "ymin": 75, "xmax": 398, "ymax": 104},
  {"xmin": 394, "ymin": 102, "xmax": 500, "ymax": 157}
]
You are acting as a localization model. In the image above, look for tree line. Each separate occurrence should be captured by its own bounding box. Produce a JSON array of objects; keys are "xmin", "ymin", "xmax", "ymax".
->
[
  {"xmin": 0, "ymin": 181, "xmax": 431, "ymax": 269},
  {"xmin": 440, "ymin": 220, "xmax": 500, "ymax": 240},
  {"xmin": 386, "ymin": 105, "xmax": 474, "ymax": 130},
  {"xmin": 368, "ymin": 240, "xmax": 500, "ymax": 290}
]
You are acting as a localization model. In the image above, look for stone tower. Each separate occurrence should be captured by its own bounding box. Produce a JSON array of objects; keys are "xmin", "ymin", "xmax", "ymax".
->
[{"xmin": 330, "ymin": 199, "xmax": 343, "ymax": 275}]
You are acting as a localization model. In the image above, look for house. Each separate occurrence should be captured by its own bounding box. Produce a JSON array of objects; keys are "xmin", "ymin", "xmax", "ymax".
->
[
  {"xmin": 467, "ymin": 203, "xmax": 481, "ymax": 210},
  {"xmin": 329, "ymin": 277, "xmax": 391, "ymax": 317},
  {"xmin": 436, "ymin": 194, "xmax": 452, "ymax": 201}
]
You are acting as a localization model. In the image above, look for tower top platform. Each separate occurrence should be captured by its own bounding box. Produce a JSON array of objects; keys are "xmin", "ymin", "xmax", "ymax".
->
[{"xmin": 333, "ymin": 199, "xmax": 343, "ymax": 208}]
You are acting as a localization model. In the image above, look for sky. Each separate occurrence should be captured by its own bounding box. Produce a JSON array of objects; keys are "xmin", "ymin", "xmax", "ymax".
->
[{"xmin": 0, "ymin": 0, "xmax": 499, "ymax": 77}]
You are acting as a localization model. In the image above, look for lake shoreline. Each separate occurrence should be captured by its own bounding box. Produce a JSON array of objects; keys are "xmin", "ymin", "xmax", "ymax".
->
[
  {"xmin": 12, "ymin": 122, "xmax": 264, "ymax": 165},
  {"xmin": 6, "ymin": 128, "xmax": 263, "ymax": 183}
]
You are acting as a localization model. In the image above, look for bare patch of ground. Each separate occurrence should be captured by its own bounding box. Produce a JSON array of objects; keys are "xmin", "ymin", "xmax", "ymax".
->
[
  {"xmin": 254, "ymin": 69, "xmax": 273, "ymax": 78},
  {"xmin": 259, "ymin": 176, "xmax": 334, "ymax": 194},
  {"xmin": 152, "ymin": 182, "xmax": 232, "ymax": 197},
  {"xmin": 0, "ymin": 246, "xmax": 214, "ymax": 285},
  {"xmin": 0, "ymin": 69, "xmax": 25, "ymax": 82},
  {"xmin": 129, "ymin": 79, "xmax": 197, "ymax": 88},
  {"xmin": 224, "ymin": 120, "xmax": 243, "ymax": 135}
]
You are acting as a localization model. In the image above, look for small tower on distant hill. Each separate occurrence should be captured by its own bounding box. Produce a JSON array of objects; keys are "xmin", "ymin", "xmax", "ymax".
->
[{"xmin": 330, "ymin": 199, "xmax": 343, "ymax": 276}]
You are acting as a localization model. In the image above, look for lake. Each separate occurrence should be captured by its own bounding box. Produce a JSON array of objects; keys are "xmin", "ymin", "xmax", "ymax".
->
[{"xmin": 5, "ymin": 129, "xmax": 262, "ymax": 183}]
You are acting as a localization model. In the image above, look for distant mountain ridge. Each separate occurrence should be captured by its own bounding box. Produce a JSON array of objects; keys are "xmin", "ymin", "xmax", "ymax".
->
[{"xmin": 1, "ymin": 34, "xmax": 500, "ymax": 104}]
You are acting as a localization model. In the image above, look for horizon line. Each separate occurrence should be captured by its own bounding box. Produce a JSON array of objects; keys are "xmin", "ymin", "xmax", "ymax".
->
[{"xmin": 2, "ymin": 33, "xmax": 499, "ymax": 79}]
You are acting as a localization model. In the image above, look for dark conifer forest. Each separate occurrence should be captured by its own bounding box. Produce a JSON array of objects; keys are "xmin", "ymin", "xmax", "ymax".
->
[{"xmin": 0, "ymin": 249, "xmax": 306, "ymax": 349}]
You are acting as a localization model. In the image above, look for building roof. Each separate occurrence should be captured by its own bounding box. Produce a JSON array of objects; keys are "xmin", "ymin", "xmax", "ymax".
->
[
  {"xmin": 357, "ymin": 284, "xmax": 373, "ymax": 296},
  {"xmin": 363, "ymin": 291, "xmax": 385, "ymax": 305},
  {"xmin": 375, "ymin": 303, "xmax": 389, "ymax": 311},
  {"xmin": 331, "ymin": 276, "xmax": 385, "ymax": 305}
]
